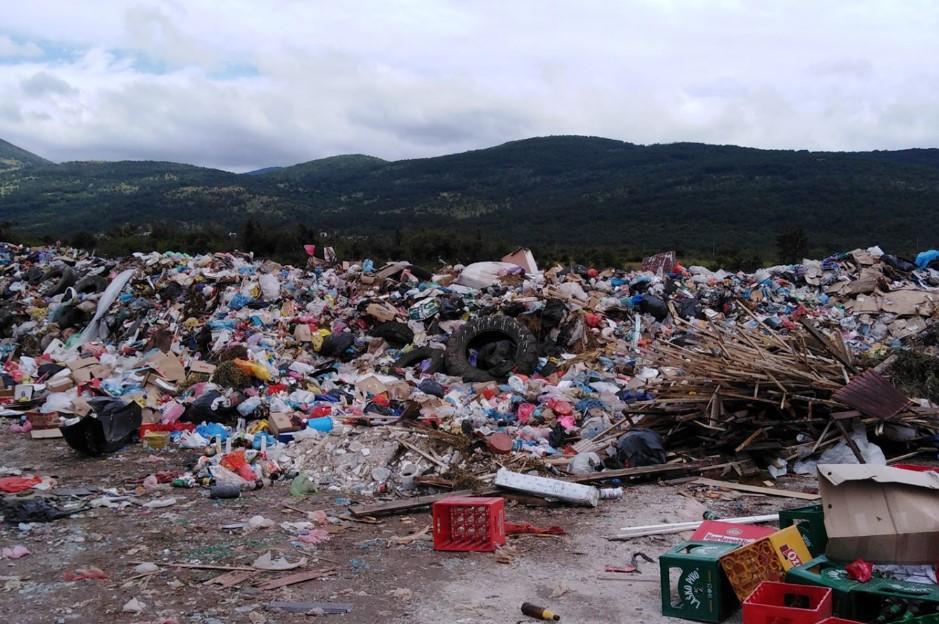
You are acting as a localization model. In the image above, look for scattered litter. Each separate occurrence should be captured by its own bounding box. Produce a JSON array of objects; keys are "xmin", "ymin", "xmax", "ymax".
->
[{"xmin": 252, "ymin": 552, "xmax": 307, "ymax": 571}]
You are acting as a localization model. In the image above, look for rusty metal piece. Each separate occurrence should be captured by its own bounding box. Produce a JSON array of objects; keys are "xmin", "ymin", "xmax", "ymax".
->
[{"xmin": 832, "ymin": 370, "xmax": 911, "ymax": 420}]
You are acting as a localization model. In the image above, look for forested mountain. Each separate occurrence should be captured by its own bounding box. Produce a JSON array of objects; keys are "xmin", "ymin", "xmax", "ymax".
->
[{"xmin": 2, "ymin": 135, "xmax": 939, "ymax": 256}]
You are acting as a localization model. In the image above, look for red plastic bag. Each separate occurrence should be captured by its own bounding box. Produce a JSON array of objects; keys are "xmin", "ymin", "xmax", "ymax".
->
[
  {"xmin": 0, "ymin": 475, "xmax": 41, "ymax": 493},
  {"xmin": 63, "ymin": 566, "xmax": 108, "ymax": 581},
  {"xmin": 846, "ymin": 559, "xmax": 873, "ymax": 582}
]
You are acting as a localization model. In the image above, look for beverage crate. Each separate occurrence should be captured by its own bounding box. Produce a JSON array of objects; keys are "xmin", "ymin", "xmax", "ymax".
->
[
  {"xmin": 659, "ymin": 541, "xmax": 740, "ymax": 622},
  {"xmin": 779, "ymin": 504, "xmax": 828, "ymax": 558},
  {"xmin": 432, "ymin": 496, "xmax": 505, "ymax": 552},
  {"xmin": 743, "ymin": 581, "xmax": 833, "ymax": 624},
  {"xmin": 851, "ymin": 578, "xmax": 939, "ymax": 623},
  {"xmin": 785, "ymin": 555, "xmax": 861, "ymax": 618}
]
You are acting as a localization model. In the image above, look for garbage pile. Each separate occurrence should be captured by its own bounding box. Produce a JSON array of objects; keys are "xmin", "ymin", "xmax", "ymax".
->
[{"xmin": 0, "ymin": 242, "xmax": 937, "ymax": 502}]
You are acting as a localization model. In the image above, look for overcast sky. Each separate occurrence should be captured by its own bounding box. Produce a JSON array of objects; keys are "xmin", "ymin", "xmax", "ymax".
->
[{"xmin": 2, "ymin": 1, "xmax": 938, "ymax": 172}]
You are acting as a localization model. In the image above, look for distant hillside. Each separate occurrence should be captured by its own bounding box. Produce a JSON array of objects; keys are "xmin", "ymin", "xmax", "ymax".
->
[
  {"xmin": 0, "ymin": 138, "xmax": 50, "ymax": 172},
  {"xmin": 3, "ymin": 135, "xmax": 939, "ymax": 256}
]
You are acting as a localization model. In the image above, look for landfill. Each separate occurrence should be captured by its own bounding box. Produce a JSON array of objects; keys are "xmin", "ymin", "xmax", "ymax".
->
[{"xmin": 1, "ymin": 241, "xmax": 939, "ymax": 623}]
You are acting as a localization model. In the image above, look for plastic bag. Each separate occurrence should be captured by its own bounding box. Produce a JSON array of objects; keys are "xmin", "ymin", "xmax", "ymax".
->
[
  {"xmin": 60, "ymin": 398, "xmax": 142, "ymax": 456},
  {"xmin": 259, "ymin": 273, "xmax": 280, "ymax": 300}
]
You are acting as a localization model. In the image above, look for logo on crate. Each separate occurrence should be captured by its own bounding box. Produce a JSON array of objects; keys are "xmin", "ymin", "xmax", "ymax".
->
[
  {"xmin": 681, "ymin": 568, "xmax": 705, "ymax": 609},
  {"xmin": 780, "ymin": 544, "xmax": 804, "ymax": 567}
]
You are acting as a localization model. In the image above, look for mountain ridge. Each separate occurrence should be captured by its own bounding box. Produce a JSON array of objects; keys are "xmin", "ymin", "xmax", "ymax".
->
[{"xmin": 2, "ymin": 135, "xmax": 939, "ymax": 256}]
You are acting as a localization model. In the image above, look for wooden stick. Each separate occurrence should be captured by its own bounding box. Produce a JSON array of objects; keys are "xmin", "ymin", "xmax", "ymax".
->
[{"xmin": 693, "ymin": 478, "xmax": 819, "ymax": 500}]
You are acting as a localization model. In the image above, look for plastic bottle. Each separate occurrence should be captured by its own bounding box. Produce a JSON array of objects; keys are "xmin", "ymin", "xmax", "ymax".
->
[{"xmin": 521, "ymin": 603, "xmax": 560, "ymax": 621}]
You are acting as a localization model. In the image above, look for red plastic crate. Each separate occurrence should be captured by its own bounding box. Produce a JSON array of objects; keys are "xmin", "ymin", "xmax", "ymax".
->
[
  {"xmin": 817, "ymin": 619, "xmax": 863, "ymax": 624},
  {"xmin": 743, "ymin": 581, "xmax": 833, "ymax": 624},
  {"xmin": 432, "ymin": 496, "xmax": 505, "ymax": 552}
]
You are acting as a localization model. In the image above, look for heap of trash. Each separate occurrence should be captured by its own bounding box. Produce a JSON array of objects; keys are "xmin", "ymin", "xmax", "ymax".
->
[{"xmin": 1, "ymin": 242, "xmax": 937, "ymax": 504}]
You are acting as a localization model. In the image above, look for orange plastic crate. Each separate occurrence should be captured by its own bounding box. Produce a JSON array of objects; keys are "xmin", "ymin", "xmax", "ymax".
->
[
  {"xmin": 743, "ymin": 581, "xmax": 832, "ymax": 624},
  {"xmin": 432, "ymin": 496, "xmax": 505, "ymax": 552}
]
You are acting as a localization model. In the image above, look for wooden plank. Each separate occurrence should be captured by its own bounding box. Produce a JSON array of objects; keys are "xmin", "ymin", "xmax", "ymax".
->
[
  {"xmin": 800, "ymin": 318, "xmax": 857, "ymax": 373},
  {"xmin": 694, "ymin": 478, "xmax": 819, "ymax": 500},
  {"xmin": 256, "ymin": 568, "xmax": 336, "ymax": 591},
  {"xmin": 348, "ymin": 487, "xmax": 499, "ymax": 517},
  {"xmin": 204, "ymin": 570, "xmax": 259, "ymax": 588},
  {"xmin": 567, "ymin": 460, "xmax": 712, "ymax": 484}
]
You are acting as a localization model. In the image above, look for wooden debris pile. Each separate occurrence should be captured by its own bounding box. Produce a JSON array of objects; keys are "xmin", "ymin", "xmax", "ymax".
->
[{"xmin": 636, "ymin": 317, "xmax": 939, "ymax": 462}]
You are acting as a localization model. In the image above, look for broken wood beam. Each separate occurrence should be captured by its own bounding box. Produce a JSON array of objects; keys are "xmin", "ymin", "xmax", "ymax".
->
[
  {"xmin": 566, "ymin": 460, "xmax": 713, "ymax": 484},
  {"xmin": 693, "ymin": 478, "xmax": 820, "ymax": 500}
]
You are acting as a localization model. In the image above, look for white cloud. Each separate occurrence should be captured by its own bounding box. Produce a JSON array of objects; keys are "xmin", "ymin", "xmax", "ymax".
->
[
  {"xmin": 0, "ymin": 35, "xmax": 42, "ymax": 58},
  {"xmin": 0, "ymin": 0, "xmax": 938, "ymax": 171}
]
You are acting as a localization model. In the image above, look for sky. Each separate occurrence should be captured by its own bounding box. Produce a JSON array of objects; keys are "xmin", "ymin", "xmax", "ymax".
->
[{"xmin": 1, "ymin": 0, "xmax": 939, "ymax": 172}]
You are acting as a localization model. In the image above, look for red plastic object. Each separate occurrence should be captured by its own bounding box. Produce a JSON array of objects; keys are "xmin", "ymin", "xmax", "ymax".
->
[
  {"xmin": 817, "ymin": 619, "xmax": 863, "ymax": 624},
  {"xmin": 743, "ymin": 581, "xmax": 833, "ymax": 624},
  {"xmin": 845, "ymin": 558, "xmax": 873, "ymax": 582},
  {"xmin": 432, "ymin": 496, "xmax": 505, "ymax": 552},
  {"xmin": 893, "ymin": 463, "xmax": 939, "ymax": 473}
]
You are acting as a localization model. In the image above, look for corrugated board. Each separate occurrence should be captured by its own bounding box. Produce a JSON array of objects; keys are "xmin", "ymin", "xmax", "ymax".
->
[{"xmin": 819, "ymin": 464, "xmax": 939, "ymax": 564}]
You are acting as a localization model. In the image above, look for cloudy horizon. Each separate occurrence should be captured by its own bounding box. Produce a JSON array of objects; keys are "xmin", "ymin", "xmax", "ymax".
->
[{"xmin": 2, "ymin": 0, "xmax": 938, "ymax": 172}]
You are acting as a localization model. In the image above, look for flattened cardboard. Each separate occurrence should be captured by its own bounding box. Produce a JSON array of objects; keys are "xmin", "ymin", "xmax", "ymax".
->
[
  {"xmin": 293, "ymin": 324, "xmax": 313, "ymax": 343},
  {"xmin": 355, "ymin": 376, "xmax": 388, "ymax": 396},
  {"xmin": 67, "ymin": 357, "xmax": 98, "ymax": 372},
  {"xmin": 691, "ymin": 520, "xmax": 775, "ymax": 545},
  {"xmin": 31, "ymin": 428, "xmax": 63, "ymax": 439},
  {"xmin": 72, "ymin": 397, "xmax": 92, "ymax": 417},
  {"xmin": 189, "ymin": 360, "xmax": 217, "ymax": 375},
  {"xmin": 150, "ymin": 353, "xmax": 186, "ymax": 383},
  {"xmin": 819, "ymin": 463, "xmax": 939, "ymax": 564}
]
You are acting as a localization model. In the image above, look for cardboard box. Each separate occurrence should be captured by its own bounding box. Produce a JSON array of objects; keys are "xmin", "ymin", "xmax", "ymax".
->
[
  {"xmin": 819, "ymin": 463, "xmax": 939, "ymax": 564},
  {"xmin": 719, "ymin": 525, "xmax": 812, "ymax": 601},
  {"xmin": 268, "ymin": 412, "xmax": 298, "ymax": 434},
  {"xmin": 691, "ymin": 521, "xmax": 775, "ymax": 546},
  {"xmin": 46, "ymin": 375, "xmax": 75, "ymax": 393},
  {"xmin": 27, "ymin": 411, "xmax": 60, "ymax": 429},
  {"xmin": 142, "ymin": 431, "xmax": 170, "ymax": 450}
]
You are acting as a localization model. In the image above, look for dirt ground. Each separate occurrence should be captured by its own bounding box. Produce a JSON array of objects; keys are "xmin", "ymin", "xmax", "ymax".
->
[{"xmin": 0, "ymin": 433, "xmax": 816, "ymax": 624}]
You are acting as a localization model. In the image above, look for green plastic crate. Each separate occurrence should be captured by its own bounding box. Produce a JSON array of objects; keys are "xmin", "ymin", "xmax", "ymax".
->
[
  {"xmin": 851, "ymin": 578, "xmax": 939, "ymax": 623},
  {"xmin": 907, "ymin": 614, "xmax": 939, "ymax": 624},
  {"xmin": 659, "ymin": 541, "xmax": 740, "ymax": 623},
  {"xmin": 785, "ymin": 555, "xmax": 860, "ymax": 618},
  {"xmin": 779, "ymin": 503, "xmax": 828, "ymax": 558}
]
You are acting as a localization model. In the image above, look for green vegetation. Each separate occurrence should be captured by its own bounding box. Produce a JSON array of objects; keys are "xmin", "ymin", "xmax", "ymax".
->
[{"xmin": 3, "ymin": 135, "xmax": 939, "ymax": 266}]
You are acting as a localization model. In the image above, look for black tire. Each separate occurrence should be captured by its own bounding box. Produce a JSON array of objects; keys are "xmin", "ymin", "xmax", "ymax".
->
[
  {"xmin": 393, "ymin": 346, "xmax": 444, "ymax": 374},
  {"xmin": 42, "ymin": 266, "xmax": 76, "ymax": 297},
  {"xmin": 74, "ymin": 274, "xmax": 108, "ymax": 294},
  {"xmin": 26, "ymin": 266, "xmax": 44, "ymax": 284},
  {"xmin": 369, "ymin": 321, "xmax": 414, "ymax": 347},
  {"xmin": 445, "ymin": 316, "xmax": 538, "ymax": 382}
]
